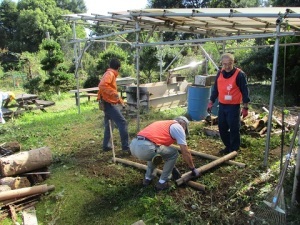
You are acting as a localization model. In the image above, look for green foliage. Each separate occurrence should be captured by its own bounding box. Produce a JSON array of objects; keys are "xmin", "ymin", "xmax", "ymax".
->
[
  {"xmin": 0, "ymin": 0, "xmax": 73, "ymax": 52},
  {"xmin": 40, "ymin": 39, "xmax": 74, "ymax": 94},
  {"xmin": 272, "ymin": 0, "xmax": 300, "ymax": 6},
  {"xmin": 84, "ymin": 45, "xmax": 134, "ymax": 88},
  {"xmin": 55, "ymin": 0, "xmax": 87, "ymax": 13}
]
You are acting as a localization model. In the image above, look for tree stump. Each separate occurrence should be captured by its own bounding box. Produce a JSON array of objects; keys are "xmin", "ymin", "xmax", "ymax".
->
[{"xmin": 0, "ymin": 147, "xmax": 52, "ymax": 177}]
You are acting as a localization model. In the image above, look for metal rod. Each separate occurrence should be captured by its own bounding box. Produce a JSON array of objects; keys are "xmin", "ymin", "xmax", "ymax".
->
[
  {"xmin": 135, "ymin": 21, "xmax": 141, "ymax": 132},
  {"xmin": 263, "ymin": 22, "xmax": 282, "ymax": 167},
  {"xmin": 198, "ymin": 44, "xmax": 219, "ymax": 71},
  {"xmin": 69, "ymin": 28, "xmax": 141, "ymax": 44},
  {"xmin": 133, "ymin": 32, "xmax": 294, "ymax": 47}
]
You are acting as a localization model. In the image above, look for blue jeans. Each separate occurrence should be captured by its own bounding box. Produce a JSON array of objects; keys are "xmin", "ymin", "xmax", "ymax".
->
[
  {"xmin": 102, "ymin": 101, "xmax": 129, "ymax": 150},
  {"xmin": 218, "ymin": 103, "xmax": 241, "ymax": 151},
  {"xmin": 130, "ymin": 138, "xmax": 179, "ymax": 181}
]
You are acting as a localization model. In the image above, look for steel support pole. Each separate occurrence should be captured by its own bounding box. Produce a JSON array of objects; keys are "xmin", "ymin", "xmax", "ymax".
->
[
  {"xmin": 135, "ymin": 21, "xmax": 141, "ymax": 131},
  {"xmin": 72, "ymin": 22, "xmax": 81, "ymax": 114},
  {"xmin": 263, "ymin": 22, "xmax": 281, "ymax": 167}
]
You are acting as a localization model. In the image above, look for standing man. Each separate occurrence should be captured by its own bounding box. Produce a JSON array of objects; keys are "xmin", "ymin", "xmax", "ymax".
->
[
  {"xmin": 207, "ymin": 53, "xmax": 250, "ymax": 155},
  {"xmin": 130, "ymin": 116, "xmax": 199, "ymax": 191},
  {"xmin": 97, "ymin": 59, "xmax": 129, "ymax": 152},
  {"xmin": 0, "ymin": 91, "xmax": 15, "ymax": 124}
]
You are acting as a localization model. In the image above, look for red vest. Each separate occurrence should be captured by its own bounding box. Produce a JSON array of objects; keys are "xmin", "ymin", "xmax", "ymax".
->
[
  {"xmin": 217, "ymin": 68, "xmax": 242, "ymax": 104},
  {"xmin": 138, "ymin": 120, "xmax": 176, "ymax": 146}
]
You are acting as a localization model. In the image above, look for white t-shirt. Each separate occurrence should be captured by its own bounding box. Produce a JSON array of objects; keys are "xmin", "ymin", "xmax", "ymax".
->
[
  {"xmin": 169, "ymin": 122, "xmax": 187, "ymax": 145},
  {"xmin": 0, "ymin": 92, "xmax": 9, "ymax": 122}
]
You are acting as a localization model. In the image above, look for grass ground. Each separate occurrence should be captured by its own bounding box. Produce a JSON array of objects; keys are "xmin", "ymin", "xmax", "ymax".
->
[{"xmin": 0, "ymin": 90, "xmax": 300, "ymax": 225}]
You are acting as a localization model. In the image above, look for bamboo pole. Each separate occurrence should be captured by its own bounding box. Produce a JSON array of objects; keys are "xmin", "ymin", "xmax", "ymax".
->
[
  {"xmin": 0, "ymin": 184, "xmax": 55, "ymax": 201},
  {"xmin": 109, "ymin": 120, "xmax": 116, "ymax": 163},
  {"xmin": 171, "ymin": 144, "xmax": 245, "ymax": 168},
  {"xmin": 115, "ymin": 157, "xmax": 205, "ymax": 191},
  {"xmin": 262, "ymin": 106, "xmax": 282, "ymax": 126},
  {"xmin": 176, "ymin": 151, "xmax": 238, "ymax": 186}
]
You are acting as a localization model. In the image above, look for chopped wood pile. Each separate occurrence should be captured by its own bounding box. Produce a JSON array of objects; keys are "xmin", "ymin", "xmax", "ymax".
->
[
  {"xmin": 203, "ymin": 107, "xmax": 299, "ymax": 138},
  {"xmin": 0, "ymin": 143, "xmax": 54, "ymax": 223}
]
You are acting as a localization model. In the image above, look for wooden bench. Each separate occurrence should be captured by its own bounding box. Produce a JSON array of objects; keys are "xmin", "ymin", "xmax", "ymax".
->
[
  {"xmin": 86, "ymin": 93, "xmax": 98, "ymax": 101},
  {"xmin": 69, "ymin": 77, "xmax": 136, "ymax": 105}
]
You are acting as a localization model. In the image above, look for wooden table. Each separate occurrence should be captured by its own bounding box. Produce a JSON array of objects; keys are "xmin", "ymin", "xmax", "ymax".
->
[
  {"xmin": 14, "ymin": 94, "xmax": 55, "ymax": 114},
  {"xmin": 70, "ymin": 76, "xmax": 136, "ymax": 105}
]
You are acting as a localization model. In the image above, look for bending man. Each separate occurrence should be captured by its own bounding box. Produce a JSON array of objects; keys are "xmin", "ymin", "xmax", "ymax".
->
[{"xmin": 130, "ymin": 116, "xmax": 199, "ymax": 191}]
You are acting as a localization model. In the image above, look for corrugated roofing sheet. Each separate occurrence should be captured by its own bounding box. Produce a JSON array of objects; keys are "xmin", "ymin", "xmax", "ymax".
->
[{"xmin": 63, "ymin": 7, "xmax": 300, "ymax": 37}]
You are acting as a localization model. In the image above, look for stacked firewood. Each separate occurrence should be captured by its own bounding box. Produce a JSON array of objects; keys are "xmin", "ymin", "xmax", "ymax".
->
[
  {"xmin": 203, "ymin": 107, "xmax": 298, "ymax": 138},
  {"xmin": 0, "ymin": 142, "xmax": 54, "ymax": 223}
]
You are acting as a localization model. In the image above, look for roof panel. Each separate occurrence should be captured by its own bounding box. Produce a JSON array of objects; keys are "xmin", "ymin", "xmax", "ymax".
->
[{"xmin": 63, "ymin": 7, "xmax": 300, "ymax": 37}]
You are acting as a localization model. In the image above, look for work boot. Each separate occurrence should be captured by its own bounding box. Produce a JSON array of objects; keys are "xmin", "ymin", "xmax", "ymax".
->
[
  {"xmin": 143, "ymin": 178, "xmax": 152, "ymax": 186},
  {"xmin": 219, "ymin": 148, "xmax": 230, "ymax": 155},
  {"xmin": 103, "ymin": 147, "xmax": 112, "ymax": 152},
  {"xmin": 152, "ymin": 154, "xmax": 163, "ymax": 166},
  {"xmin": 155, "ymin": 182, "xmax": 171, "ymax": 191}
]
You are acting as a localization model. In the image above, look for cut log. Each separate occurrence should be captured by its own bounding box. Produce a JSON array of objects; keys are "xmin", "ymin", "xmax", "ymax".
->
[
  {"xmin": 171, "ymin": 144, "xmax": 246, "ymax": 168},
  {"xmin": 203, "ymin": 127, "xmax": 220, "ymax": 137},
  {"xmin": 0, "ymin": 184, "xmax": 55, "ymax": 201},
  {"xmin": 0, "ymin": 177, "xmax": 31, "ymax": 189},
  {"xmin": 114, "ymin": 157, "xmax": 205, "ymax": 191},
  {"xmin": 0, "ymin": 185, "xmax": 11, "ymax": 192},
  {"xmin": 259, "ymin": 126, "xmax": 268, "ymax": 136},
  {"xmin": 1, "ymin": 141, "xmax": 21, "ymax": 153},
  {"xmin": 176, "ymin": 151, "xmax": 238, "ymax": 186},
  {"xmin": 0, "ymin": 147, "xmax": 52, "ymax": 176}
]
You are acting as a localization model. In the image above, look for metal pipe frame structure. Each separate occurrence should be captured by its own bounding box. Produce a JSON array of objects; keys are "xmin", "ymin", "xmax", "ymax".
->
[{"xmin": 65, "ymin": 7, "xmax": 300, "ymax": 167}]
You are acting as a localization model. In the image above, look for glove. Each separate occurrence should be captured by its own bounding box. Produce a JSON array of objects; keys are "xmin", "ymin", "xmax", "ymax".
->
[
  {"xmin": 207, "ymin": 101, "xmax": 213, "ymax": 113},
  {"xmin": 191, "ymin": 168, "xmax": 200, "ymax": 177},
  {"xmin": 241, "ymin": 107, "xmax": 248, "ymax": 118}
]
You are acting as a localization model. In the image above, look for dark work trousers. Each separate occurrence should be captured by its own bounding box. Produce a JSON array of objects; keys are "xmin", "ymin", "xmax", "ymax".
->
[
  {"xmin": 102, "ymin": 101, "xmax": 129, "ymax": 150},
  {"xmin": 218, "ymin": 103, "xmax": 241, "ymax": 152}
]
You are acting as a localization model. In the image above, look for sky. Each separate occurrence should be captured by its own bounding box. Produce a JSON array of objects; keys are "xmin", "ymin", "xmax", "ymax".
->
[
  {"xmin": 84, "ymin": 0, "xmax": 149, "ymax": 14},
  {"xmin": 6, "ymin": 0, "xmax": 149, "ymax": 15}
]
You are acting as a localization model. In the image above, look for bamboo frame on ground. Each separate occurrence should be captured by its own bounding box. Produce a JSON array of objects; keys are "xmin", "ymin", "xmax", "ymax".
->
[
  {"xmin": 114, "ymin": 157, "xmax": 205, "ymax": 191},
  {"xmin": 176, "ymin": 151, "xmax": 238, "ymax": 186},
  {"xmin": 171, "ymin": 144, "xmax": 246, "ymax": 168}
]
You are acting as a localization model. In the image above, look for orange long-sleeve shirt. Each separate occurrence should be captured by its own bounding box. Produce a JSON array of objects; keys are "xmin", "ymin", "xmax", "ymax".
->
[{"xmin": 97, "ymin": 68, "xmax": 124, "ymax": 105}]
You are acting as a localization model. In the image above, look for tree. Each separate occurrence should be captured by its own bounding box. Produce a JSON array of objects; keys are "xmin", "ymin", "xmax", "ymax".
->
[
  {"xmin": 55, "ymin": 0, "xmax": 87, "ymax": 13},
  {"xmin": 15, "ymin": 0, "xmax": 73, "ymax": 52},
  {"xmin": 40, "ymin": 39, "xmax": 74, "ymax": 94},
  {"xmin": 148, "ymin": 0, "xmax": 260, "ymax": 9},
  {"xmin": 271, "ymin": 0, "xmax": 300, "ymax": 6},
  {"xmin": 0, "ymin": 0, "xmax": 18, "ymax": 51},
  {"xmin": 84, "ymin": 45, "xmax": 134, "ymax": 88}
]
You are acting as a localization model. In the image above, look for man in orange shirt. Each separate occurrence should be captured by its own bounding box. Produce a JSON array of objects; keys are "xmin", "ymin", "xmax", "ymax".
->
[
  {"xmin": 97, "ymin": 59, "xmax": 129, "ymax": 152},
  {"xmin": 130, "ymin": 116, "xmax": 199, "ymax": 191}
]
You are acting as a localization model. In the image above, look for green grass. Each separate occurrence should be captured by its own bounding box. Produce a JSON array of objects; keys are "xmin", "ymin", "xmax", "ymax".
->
[{"xmin": 1, "ymin": 91, "xmax": 300, "ymax": 225}]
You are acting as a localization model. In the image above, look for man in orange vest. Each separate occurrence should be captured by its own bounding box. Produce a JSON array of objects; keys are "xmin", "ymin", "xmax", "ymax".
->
[
  {"xmin": 130, "ymin": 116, "xmax": 199, "ymax": 191},
  {"xmin": 97, "ymin": 59, "xmax": 129, "ymax": 152},
  {"xmin": 207, "ymin": 53, "xmax": 250, "ymax": 155}
]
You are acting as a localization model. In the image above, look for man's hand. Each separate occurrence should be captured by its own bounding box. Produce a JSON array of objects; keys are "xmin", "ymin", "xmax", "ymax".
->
[
  {"xmin": 207, "ymin": 101, "xmax": 213, "ymax": 113},
  {"xmin": 241, "ymin": 107, "xmax": 248, "ymax": 118},
  {"xmin": 191, "ymin": 168, "xmax": 200, "ymax": 177}
]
